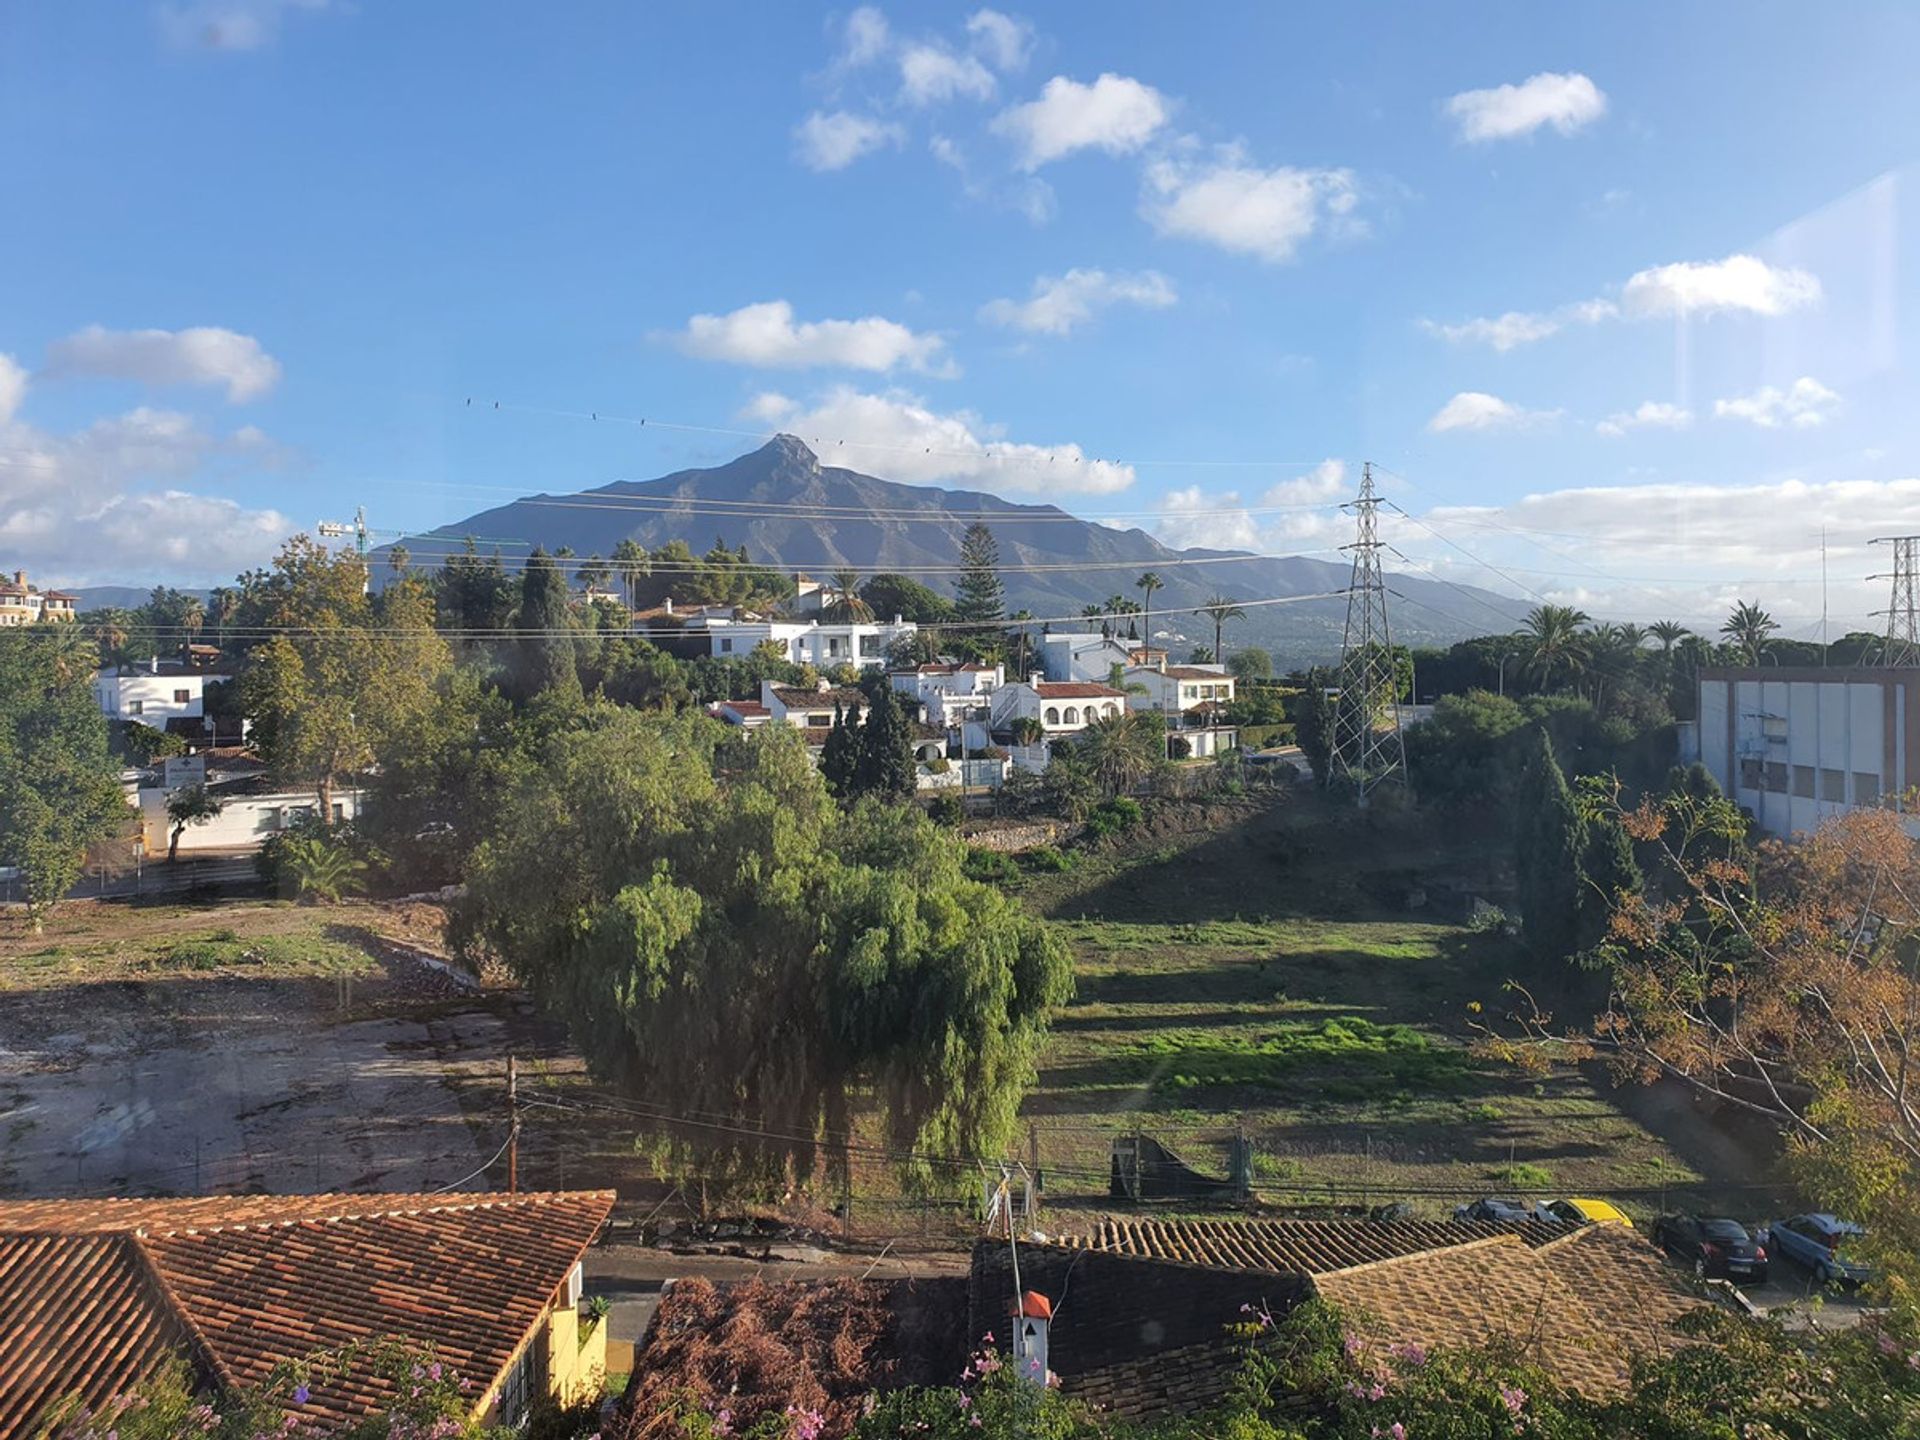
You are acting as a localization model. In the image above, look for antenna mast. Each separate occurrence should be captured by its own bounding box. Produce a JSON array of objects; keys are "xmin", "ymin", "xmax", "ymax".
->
[
  {"xmin": 1869, "ymin": 535, "xmax": 1920, "ymax": 667},
  {"xmin": 1327, "ymin": 462, "xmax": 1407, "ymax": 804}
]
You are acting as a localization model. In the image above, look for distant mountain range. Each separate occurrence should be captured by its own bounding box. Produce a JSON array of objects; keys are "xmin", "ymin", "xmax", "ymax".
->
[{"xmin": 371, "ymin": 435, "xmax": 1526, "ymax": 665}]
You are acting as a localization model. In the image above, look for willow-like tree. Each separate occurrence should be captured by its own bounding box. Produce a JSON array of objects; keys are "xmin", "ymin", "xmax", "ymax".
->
[{"xmin": 457, "ymin": 709, "xmax": 1072, "ymax": 1193}]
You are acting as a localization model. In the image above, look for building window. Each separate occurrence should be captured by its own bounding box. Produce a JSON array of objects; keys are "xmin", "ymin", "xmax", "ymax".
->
[
  {"xmin": 860, "ymin": 634, "xmax": 881, "ymax": 656},
  {"xmin": 1064, "ymin": 706, "xmax": 1080, "ymax": 725},
  {"xmin": 720, "ymin": 638, "xmax": 733, "ymax": 654},
  {"xmin": 1763, "ymin": 762, "xmax": 1789, "ymax": 793},
  {"xmin": 1792, "ymin": 765, "xmax": 1815, "ymax": 799},
  {"xmin": 1820, "ymin": 768, "xmax": 1847, "ymax": 802},
  {"xmin": 1044, "ymin": 707, "xmax": 1060, "ymax": 726},
  {"xmin": 1855, "ymin": 773, "xmax": 1882, "ymax": 806},
  {"xmin": 127, "ymin": 700, "xmax": 144, "ymax": 716},
  {"xmin": 829, "ymin": 638, "xmax": 844, "ymax": 656},
  {"xmin": 1738, "ymin": 757, "xmax": 1762, "ymax": 790},
  {"xmin": 173, "ymin": 689, "xmax": 191, "ymax": 704},
  {"xmin": 807, "ymin": 713, "xmax": 830, "ymax": 727}
]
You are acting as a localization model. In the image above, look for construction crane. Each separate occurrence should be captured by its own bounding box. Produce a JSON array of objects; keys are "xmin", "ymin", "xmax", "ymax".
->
[{"xmin": 316, "ymin": 507, "xmax": 526, "ymax": 559}]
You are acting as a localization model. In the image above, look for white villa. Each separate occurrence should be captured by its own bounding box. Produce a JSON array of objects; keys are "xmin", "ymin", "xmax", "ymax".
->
[
  {"xmin": 1124, "ymin": 663, "xmax": 1241, "ymax": 758},
  {"xmin": 682, "ymin": 612, "xmax": 919, "ymax": 670},
  {"xmin": 890, "ymin": 662, "xmax": 1002, "ymax": 729},
  {"xmin": 1035, "ymin": 632, "xmax": 1139, "ymax": 683},
  {"xmin": 94, "ymin": 658, "xmax": 230, "ymax": 729}
]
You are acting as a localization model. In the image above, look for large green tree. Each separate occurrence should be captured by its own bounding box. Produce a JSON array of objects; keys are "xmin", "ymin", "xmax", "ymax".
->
[
  {"xmin": 456, "ymin": 709, "xmax": 1071, "ymax": 1191},
  {"xmin": 241, "ymin": 538, "xmax": 451, "ymax": 822},
  {"xmin": 861, "ymin": 573, "xmax": 955, "ymax": 626},
  {"xmin": 851, "ymin": 682, "xmax": 917, "ymax": 799},
  {"xmin": 513, "ymin": 547, "xmax": 579, "ymax": 698},
  {"xmin": 0, "ymin": 630, "xmax": 127, "ymax": 926}
]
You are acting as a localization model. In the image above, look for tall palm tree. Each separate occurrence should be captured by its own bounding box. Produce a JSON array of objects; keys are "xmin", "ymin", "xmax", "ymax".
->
[
  {"xmin": 1647, "ymin": 620, "xmax": 1691, "ymax": 655},
  {"xmin": 1720, "ymin": 600, "xmax": 1779, "ymax": 665},
  {"xmin": 1199, "ymin": 595, "xmax": 1246, "ymax": 666},
  {"xmin": 826, "ymin": 568, "xmax": 873, "ymax": 622},
  {"xmin": 1521, "ymin": 604, "xmax": 1592, "ymax": 691},
  {"xmin": 1075, "ymin": 709, "xmax": 1161, "ymax": 797},
  {"xmin": 179, "ymin": 595, "xmax": 205, "ymax": 641},
  {"xmin": 1135, "ymin": 572, "xmax": 1164, "ymax": 655},
  {"xmin": 1081, "ymin": 602, "xmax": 1110, "ymax": 638}
]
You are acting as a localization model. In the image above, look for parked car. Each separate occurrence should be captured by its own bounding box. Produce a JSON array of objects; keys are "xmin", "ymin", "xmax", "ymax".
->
[
  {"xmin": 1768, "ymin": 1214, "xmax": 1873, "ymax": 1286},
  {"xmin": 1454, "ymin": 1197, "xmax": 1535, "ymax": 1224},
  {"xmin": 1653, "ymin": 1214, "xmax": 1770, "ymax": 1282},
  {"xmin": 1542, "ymin": 1197, "xmax": 1635, "ymax": 1228}
]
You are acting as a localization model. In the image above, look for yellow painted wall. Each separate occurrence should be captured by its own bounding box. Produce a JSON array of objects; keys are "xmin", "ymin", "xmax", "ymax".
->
[{"xmin": 545, "ymin": 1302, "xmax": 606, "ymax": 1405}]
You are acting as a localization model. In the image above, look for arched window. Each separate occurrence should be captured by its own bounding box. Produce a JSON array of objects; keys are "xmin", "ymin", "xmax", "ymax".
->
[
  {"xmin": 1104, "ymin": 703, "xmax": 1118, "ymax": 719},
  {"xmin": 1044, "ymin": 707, "xmax": 1060, "ymax": 726},
  {"xmin": 1064, "ymin": 706, "xmax": 1080, "ymax": 725}
]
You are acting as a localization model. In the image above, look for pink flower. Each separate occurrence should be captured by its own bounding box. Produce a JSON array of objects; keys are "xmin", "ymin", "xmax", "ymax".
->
[
  {"xmin": 1388, "ymin": 1341, "xmax": 1429, "ymax": 1368},
  {"xmin": 1499, "ymin": 1384, "xmax": 1528, "ymax": 1417},
  {"xmin": 714, "ymin": 1409, "xmax": 733, "ymax": 1437},
  {"xmin": 1369, "ymin": 1384, "xmax": 1386, "ymax": 1402}
]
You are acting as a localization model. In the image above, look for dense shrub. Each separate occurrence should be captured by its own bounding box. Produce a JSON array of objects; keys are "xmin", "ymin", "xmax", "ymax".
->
[
  {"xmin": 962, "ymin": 847, "xmax": 1021, "ymax": 884},
  {"xmin": 1082, "ymin": 796, "xmax": 1144, "ymax": 840}
]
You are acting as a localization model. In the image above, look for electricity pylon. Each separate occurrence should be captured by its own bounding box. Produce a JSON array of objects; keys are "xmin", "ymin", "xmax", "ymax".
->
[
  {"xmin": 1870, "ymin": 535, "xmax": 1920, "ymax": 667},
  {"xmin": 1327, "ymin": 462, "xmax": 1407, "ymax": 804}
]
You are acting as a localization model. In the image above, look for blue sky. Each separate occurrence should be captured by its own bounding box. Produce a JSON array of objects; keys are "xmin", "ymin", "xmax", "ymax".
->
[{"xmin": 5, "ymin": 1, "xmax": 1920, "ymax": 632}]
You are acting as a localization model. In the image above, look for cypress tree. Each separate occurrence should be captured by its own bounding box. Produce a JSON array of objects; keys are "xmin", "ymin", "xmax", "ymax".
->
[
  {"xmin": 514, "ymin": 547, "xmax": 579, "ymax": 699},
  {"xmin": 1578, "ymin": 812, "xmax": 1643, "ymax": 951},
  {"xmin": 953, "ymin": 522, "xmax": 1005, "ymax": 625},
  {"xmin": 1514, "ymin": 727, "xmax": 1584, "ymax": 961},
  {"xmin": 821, "ymin": 701, "xmax": 858, "ymax": 795},
  {"xmin": 852, "ymin": 685, "xmax": 917, "ymax": 799}
]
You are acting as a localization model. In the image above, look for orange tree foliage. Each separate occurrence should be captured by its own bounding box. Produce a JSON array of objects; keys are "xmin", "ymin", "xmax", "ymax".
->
[{"xmin": 1477, "ymin": 779, "xmax": 1920, "ymax": 1303}]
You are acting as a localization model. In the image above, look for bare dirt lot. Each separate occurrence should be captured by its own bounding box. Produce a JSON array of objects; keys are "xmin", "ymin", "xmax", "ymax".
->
[{"xmin": 0, "ymin": 899, "xmax": 525, "ymax": 1198}]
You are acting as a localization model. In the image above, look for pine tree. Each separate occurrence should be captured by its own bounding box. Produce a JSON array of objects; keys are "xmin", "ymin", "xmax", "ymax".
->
[
  {"xmin": 821, "ymin": 702, "xmax": 858, "ymax": 795},
  {"xmin": 1514, "ymin": 728, "xmax": 1584, "ymax": 961},
  {"xmin": 953, "ymin": 523, "xmax": 1005, "ymax": 625},
  {"xmin": 852, "ymin": 684, "xmax": 917, "ymax": 799}
]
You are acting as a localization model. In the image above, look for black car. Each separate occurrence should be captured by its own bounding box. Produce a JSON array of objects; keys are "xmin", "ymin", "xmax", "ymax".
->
[{"xmin": 1652, "ymin": 1214, "xmax": 1770, "ymax": 1282}]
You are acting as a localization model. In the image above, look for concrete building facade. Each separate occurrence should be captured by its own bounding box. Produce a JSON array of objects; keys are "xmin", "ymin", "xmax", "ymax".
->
[{"xmin": 1696, "ymin": 665, "xmax": 1920, "ymax": 836}]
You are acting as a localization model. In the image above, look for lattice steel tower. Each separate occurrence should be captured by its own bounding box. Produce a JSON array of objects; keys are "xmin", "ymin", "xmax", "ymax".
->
[
  {"xmin": 1328, "ymin": 462, "xmax": 1407, "ymax": 803},
  {"xmin": 1871, "ymin": 535, "xmax": 1920, "ymax": 667}
]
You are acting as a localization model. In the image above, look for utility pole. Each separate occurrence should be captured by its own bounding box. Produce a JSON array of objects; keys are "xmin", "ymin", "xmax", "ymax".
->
[
  {"xmin": 506, "ymin": 1055, "xmax": 520, "ymax": 1196},
  {"xmin": 1870, "ymin": 536, "xmax": 1920, "ymax": 667},
  {"xmin": 1327, "ymin": 462, "xmax": 1407, "ymax": 803}
]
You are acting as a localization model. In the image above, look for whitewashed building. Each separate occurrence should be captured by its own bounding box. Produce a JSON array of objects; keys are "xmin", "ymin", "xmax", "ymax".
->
[
  {"xmin": 1035, "ymin": 632, "xmax": 1139, "ymax": 684},
  {"xmin": 94, "ymin": 658, "xmax": 230, "ymax": 728},
  {"xmin": 683, "ymin": 613, "xmax": 918, "ymax": 669},
  {"xmin": 1124, "ymin": 664, "xmax": 1241, "ymax": 758},
  {"xmin": 890, "ymin": 662, "xmax": 1002, "ymax": 729},
  {"xmin": 1695, "ymin": 665, "xmax": 1920, "ymax": 836}
]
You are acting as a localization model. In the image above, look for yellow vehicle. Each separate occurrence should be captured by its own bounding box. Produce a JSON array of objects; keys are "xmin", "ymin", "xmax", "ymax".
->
[{"xmin": 1544, "ymin": 1198, "xmax": 1635, "ymax": 1228}]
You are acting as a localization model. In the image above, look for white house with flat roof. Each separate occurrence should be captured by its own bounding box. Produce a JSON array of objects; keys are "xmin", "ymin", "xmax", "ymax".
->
[
  {"xmin": 1124, "ymin": 663, "xmax": 1240, "ymax": 758},
  {"xmin": 1696, "ymin": 665, "xmax": 1920, "ymax": 837},
  {"xmin": 94, "ymin": 658, "xmax": 230, "ymax": 728},
  {"xmin": 683, "ymin": 613, "xmax": 917, "ymax": 669}
]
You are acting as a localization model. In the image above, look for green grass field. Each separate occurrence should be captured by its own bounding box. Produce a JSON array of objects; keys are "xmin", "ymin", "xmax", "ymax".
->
[{"xmin": 1010, "ymin": 794, "xmax": 1772, "ymax": 1222}]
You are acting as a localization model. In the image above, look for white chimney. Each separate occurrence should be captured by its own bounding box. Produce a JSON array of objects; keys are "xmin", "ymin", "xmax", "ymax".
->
[
  {"xmin": 1011, "ymin": 1291, "xmax": 1052, "ymax": 1386},
  {"xmin": 663, "ymin": 597, "xmax": 674, "ymax": 615},
  {"xmin": 150, "ymin": 655, "xmax": 160, "ymax": 675}
]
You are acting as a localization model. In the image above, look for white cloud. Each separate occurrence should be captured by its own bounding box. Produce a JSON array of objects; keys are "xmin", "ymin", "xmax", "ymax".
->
[
  {"xmin": 0, "ymin": 354, "xmax": 25, "ymax": 426},
  {"xmin": 740, "ymin": 391, "xmax": 798, "ymax": 424},
  {"xmin": 928, "ymin": 135, "xmax": 1056, "ymax": 223},
  {"xmin": 1620, "ymin": 253, "xmax": 1822, "ymax": 318},
  {"xmin": 980, "ymin": 268, "xmax": 1176, "ymax": 335},
  {"xmin": 1596, "ymin": 401, "xmax": 1693, "ymax": 437},
  {"xmin": 1141, "ymin": 150, "xmax": 1359, "ymax": 263},
  {"xmin": 157, "ymin": 0, "xmax": 332, "ymax": 52},
  {"xmin": 966, "ymin": 10, "xmax": 1032, "ymax": 71},
  {"xmin": 991, "ymin": 73, "xmax": 1169, "ymax": 169},
  {"xmin": 838, "ymin": 6, "xmax": 891, "ymax": 67},
  {"xmin": 1427, "ymin": 391, "xmax": 1556, "ymax": 433},
  {"xmin": 1714, "ymin": 376, "xmax": 1841, "ymax": 429},
  {"xmin": 748, "ymin": 386, "xmax": 1135, "ymax": 494},
  {"xmin": 1445, "ymin": 71, "xmax": 1607, "ymax": 142},
  {"xmin": 1155, "ymin": 486, "xmax": 1264, "ymax": 551},
  {"xmin": 1264, "ymin": 458, "xmax": 1348, "ymax": 506},
  {"xmin": 898, "ymin": 45, "xmax": 996, "ymax": 106},
  {"xmin": 1427, "ymin": 254, "xmax": 1820, "ymax": 350},
  {"xmin": 670, "ymin": 300, "xmax": 949, "ymax": 374},
  {"xmin": 0, "ymin": 403, "xmax": 291, "ymax": 584},
  {"xmin": 793, "ymin": 110, "xmax": 906, "ymax": 171},
  {"xmin": 45, "ymin": 324, "xmax": 281, "ymax": 402}
]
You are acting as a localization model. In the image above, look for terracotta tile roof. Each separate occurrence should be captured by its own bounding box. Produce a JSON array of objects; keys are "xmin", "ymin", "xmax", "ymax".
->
[
  {"xmin": 1157, "ymin": 667, "xmax": 1233, "ymax": 681},
  {"xmin": 1034, "ymin": 682, "xmax": 1126, "ymax": 700},
  {"xmin": 0, "ymin": 1190, "xmax": 614, "ymax": 1432},
  {"xmin": 0, "ymin": 1233, "xmax": 196, "ymax": 1439},
  {"xmin": 1056, "ymin": 1215, "xmax": 1564, "ymax": 1273},
  {"xmin": 715, "ymin": 700, "xmax": 770, "ymax": 717},
  {"xmin": 1308, "ymin": 1227, "xmax": 1711, "ymax": 1398}
]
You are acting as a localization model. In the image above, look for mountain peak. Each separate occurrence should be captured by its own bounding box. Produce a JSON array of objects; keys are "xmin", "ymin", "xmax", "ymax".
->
[{"xmin": 760, "ymin": 433, "xmax": 819, "ymax": 468}]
